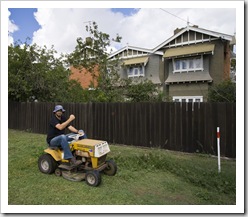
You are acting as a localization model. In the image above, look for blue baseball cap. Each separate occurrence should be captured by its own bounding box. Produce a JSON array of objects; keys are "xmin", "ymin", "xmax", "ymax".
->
[{"xmin": 53, "ymin": 105, "xmax": 65, "ymax": 113}]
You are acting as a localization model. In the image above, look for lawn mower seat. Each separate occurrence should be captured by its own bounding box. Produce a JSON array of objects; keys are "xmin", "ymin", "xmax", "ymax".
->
[{"xmin": 47, "ymin": 145, "xmax": 62, "ymax": 151}]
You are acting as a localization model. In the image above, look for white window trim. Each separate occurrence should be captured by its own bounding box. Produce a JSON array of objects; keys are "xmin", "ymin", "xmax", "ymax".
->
[
  {"xmin": 172, "ymin": 55, "xmax": 203, "ymax": 73},
  {"xmin": 127, "ymin": 65, "xmax": 145, "ymax": 78},
  {"xmin": 173, "ymin": 96, "xmax": 203, "ymax": 103}
]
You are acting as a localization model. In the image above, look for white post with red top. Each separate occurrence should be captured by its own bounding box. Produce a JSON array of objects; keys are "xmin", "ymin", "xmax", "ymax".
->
[{"xmin": 217, "ymin": 127, "xmax": 221, "ymax": 173}]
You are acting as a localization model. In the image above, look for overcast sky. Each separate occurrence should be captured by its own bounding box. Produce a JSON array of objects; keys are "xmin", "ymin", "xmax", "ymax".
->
[{"xmin": 8, "ymin": 6, "xmax": 237, "ymax": 56}]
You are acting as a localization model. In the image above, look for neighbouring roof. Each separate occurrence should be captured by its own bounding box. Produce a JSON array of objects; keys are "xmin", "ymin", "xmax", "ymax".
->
[
  {"xmin": 122, "ymin": 56, "xmax": 149, "ymax": 66},
  {"xmin": 109, "ymin": 26, "xmax": 233, "ymax": 60},
  {"xmin": 153, "ymin": 25, "xmax": 233, "ymax": 53},
  {"xmin": 163, "ymin": 43, "xmax": 215, "ymax": 59},
  {"xmin": 108, "ymin": 45, "xmax": 152, "ymax": 59},
  {"xmin": 165, "ymin": 71, "xmax": 213, "ymax": 84},
  {"xmin": 108, "ymin": 45, "xmax": 162, "ymax": 60}
]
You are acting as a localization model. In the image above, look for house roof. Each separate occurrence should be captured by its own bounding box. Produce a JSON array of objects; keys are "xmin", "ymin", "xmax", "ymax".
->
[
  {"xmin": 153, "ymin": 25, "xmax": 233, "ymax": 53},
  {"xmin": 163, "ymin": 43, "xmax": 215, "ymax": 59},
  {"xmin": 165, "ymin": 71, "xmax": 213, "ymax": 84},
  {"xmin": 108, "ymin": 45, "xmax": 152, "ymax": 59}
]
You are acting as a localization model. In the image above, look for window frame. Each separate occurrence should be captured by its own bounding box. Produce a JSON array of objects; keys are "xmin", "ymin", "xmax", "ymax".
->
[
  {"xmin": 172, "ymin": 55, "xmax": 203, "ymax": 73},
  {"xmin": 173, "ymin": 96, "xmax": 203, "ymax": 103},
  {"xmin": 127, "ymin": 65, "xmax": 145, "ymax": 78}
]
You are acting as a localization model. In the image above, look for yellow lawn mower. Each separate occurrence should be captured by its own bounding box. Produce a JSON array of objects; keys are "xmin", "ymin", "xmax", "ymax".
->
[{"xmin": 38, "ymin": 134, "xmax": 117, "ymax": 187}]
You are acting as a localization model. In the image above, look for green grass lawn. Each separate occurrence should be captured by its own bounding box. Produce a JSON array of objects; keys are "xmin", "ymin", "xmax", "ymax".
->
[{"xmin": 8, "ymin": 129, "xmax": 236, "ymax": 205}]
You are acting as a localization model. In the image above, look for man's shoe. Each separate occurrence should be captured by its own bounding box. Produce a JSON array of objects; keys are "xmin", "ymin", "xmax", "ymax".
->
[{"xmin": 70, "ymin": 157, "xmax": 81, "ymax": 167}]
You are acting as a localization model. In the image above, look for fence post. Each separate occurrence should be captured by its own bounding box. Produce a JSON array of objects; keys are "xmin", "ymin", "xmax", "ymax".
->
[{"xmin": 217, "ymin": 127, "xmax": 221, "ymax": 173}]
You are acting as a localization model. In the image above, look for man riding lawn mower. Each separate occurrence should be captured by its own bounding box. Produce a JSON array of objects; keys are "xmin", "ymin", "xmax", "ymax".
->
[{"xmin": 38, "ymin": 105, "xmax": 117, "ymax": 187}]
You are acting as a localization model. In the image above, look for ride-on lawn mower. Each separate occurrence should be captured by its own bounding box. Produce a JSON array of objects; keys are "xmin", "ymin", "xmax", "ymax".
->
[{"xmin": 38, "ymin": 133, "xmax": 117, "ymax": 187}]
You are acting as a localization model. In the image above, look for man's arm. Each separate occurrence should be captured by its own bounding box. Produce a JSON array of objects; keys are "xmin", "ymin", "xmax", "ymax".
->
[
  {"xmin": 68, "ymin": 125, "xmax": 79, "ymax": 133},
  {"xmin": 55, "ymin": 115, "xmax": 75, "ymax": 130}
]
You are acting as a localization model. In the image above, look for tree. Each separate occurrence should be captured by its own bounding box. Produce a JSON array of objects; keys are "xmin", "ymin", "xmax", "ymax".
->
[
  {"xmin": 208, "ymin": 79, "xmax": 236, "ymax": 102},
  {"xmin": 8, "ymin": 43, "xmax": 84, "ymax": 102},
  {"xmin": 67, "ymin": 21, "xmax": 123, "ymax": 102}
]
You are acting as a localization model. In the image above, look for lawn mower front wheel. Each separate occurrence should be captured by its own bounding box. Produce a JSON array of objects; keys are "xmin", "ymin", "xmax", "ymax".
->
[{"xmin": 85, "ymin": 170, "xmax": 101, "ymax": 187}]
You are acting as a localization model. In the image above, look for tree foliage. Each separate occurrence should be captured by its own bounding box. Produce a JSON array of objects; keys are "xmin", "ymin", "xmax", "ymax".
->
[
  {"xmin": 67, "ymin": 21, "xmax": 124, "ymax": 102},
  {"xmin": 208, "ymin": 79, "xmax": 236, "ymax": 102},
  {"xmin": 123, "ymin": 78, "xmax": 163, "ymax": 102},
  {"xmin": 8, "ymin": 43, "xmax": 84, "ymax": 102}
]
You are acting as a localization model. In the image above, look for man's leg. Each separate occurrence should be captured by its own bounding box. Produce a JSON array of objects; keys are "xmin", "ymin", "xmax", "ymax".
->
[
  {"xmin": 50, "ymin": 135, "xmax": 81, "ymax": 166},
  {"xmin": 49, "ymin": 135, "xmax": 73, "ymax": 159}
]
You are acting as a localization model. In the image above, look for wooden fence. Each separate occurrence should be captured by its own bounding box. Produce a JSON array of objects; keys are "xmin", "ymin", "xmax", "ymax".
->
[{"xmin": 8, "ymin": 102, "xmax": 236, "ymax": 158}]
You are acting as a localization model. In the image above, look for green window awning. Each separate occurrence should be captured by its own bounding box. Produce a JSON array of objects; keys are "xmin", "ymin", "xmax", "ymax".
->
[
  {"xmin": 164, "ymin": 44, "xmax": 215, "ymax": 59},
  {"xmin": 123, "ymin": 56, "xmax": 149, "ymax": 66},
  {"xmin": 165, "ymin": 71, "xmax": 213, "ymax": 84}
]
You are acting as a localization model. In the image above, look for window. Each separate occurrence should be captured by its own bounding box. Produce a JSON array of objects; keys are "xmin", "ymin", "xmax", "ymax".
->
[
  {"xmin": 175, "ymin": 60, "xmax": 180, "ymax": 71},
  {"xmin": 173, "ymin": 96, "xmax": 203, "ymax": 103},
  {"xmin": 195, "ymin": 56, "xmax": 202, "ymax": 68},
  {"xmin": 128, "ymin": 65, "xmax": 145, "ymax": 78},
  {"xmin": 189, "ymin": 59, "xmax": 194, "ymax": 69},
  {"xmin": 173, "ymin": 55, "xmax": 203, "ymax": 73},
  {"xmin": 182, "ymin": 60, "xmax": 187, "ymax": 70}
]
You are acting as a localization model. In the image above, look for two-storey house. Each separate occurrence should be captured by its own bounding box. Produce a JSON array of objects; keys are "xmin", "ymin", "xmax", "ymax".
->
[{"xmin": 152, "ymin": 25, "xmax": 233, "ymax": 102}]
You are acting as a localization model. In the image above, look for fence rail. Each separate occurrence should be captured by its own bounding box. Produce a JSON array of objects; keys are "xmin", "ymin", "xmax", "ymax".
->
[{"xmin": 8, "ymin": 101, "xmax": 236, "ymax": 158}]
